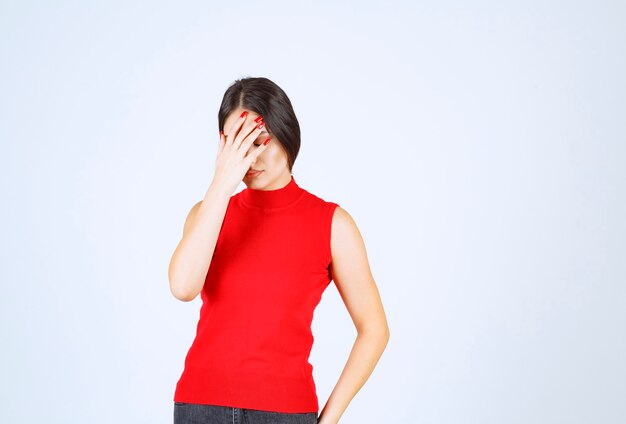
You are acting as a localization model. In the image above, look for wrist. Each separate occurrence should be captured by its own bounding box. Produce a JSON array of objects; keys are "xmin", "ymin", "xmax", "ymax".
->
[{"xmin": 206, "ymin": 179, "xmax": 233, "ymax": 201}]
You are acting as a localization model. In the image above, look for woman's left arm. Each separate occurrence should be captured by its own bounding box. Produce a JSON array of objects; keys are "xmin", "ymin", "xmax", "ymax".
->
[{"xmin": 318, "ymin": 206, "xmax": 390, "ymax": 424}]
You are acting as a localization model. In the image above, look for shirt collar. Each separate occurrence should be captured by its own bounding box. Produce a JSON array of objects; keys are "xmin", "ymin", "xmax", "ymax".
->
[{"xmin": 240, "ymin": 174, "xmax": 304, "ymax": 209}]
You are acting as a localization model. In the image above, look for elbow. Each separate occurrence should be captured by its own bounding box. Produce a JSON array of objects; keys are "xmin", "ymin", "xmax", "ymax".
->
[
  {"xmin": 357, "ymin": 322, "xmax": 390, "ymax": 345},
  {"xmin": 169, "ymin": 277, "xmax": 199, "ymax": 302},
  {"xmin": 168, "ymin": 263, "xmax": 200, "ymax": 302},
  {"xmin": 381, "ymin": 325, "xmax": 390, "ymax": 347},
  {"xmin": 172, "ymin": 288, "xmax": 197, "ymax": 302},
  {"xmin": 378, "ymin": 326, "xmax": 390, "ymax": 353}
]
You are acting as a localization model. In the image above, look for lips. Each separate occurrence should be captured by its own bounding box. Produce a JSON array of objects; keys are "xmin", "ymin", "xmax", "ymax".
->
[{"xmin": 246, "ymin": 169, "xmax": 262, "ymax": 176}]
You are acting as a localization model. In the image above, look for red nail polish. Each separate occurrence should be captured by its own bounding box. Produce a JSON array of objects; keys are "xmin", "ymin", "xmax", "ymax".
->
[
  {"xmin": 240, "ymin": 111, "xmax": 248, "ymax": 118},
  {"xmin": 254, "ymin": 115, "xmax": 264, "ymax": 123},
  {"xmin": 263, "ymin": 137, "xmax": 271, "ymax": 146},
  {"xmin": 219, "ymin": 130, "xmax": 224, "ymax": 137}
]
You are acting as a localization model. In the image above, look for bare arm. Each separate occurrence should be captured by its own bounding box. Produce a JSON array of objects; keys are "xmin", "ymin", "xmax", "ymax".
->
[
  {"xmin": 168, "ymin": 109, "xmax": 271, "ymax": 302},
  {"xmin": 318, "ymin": 207, "xmax": 390, "ymax": 424},
  {"xmin": 168, "ymin": 182, "xmax": 232, "ymax": 302}
]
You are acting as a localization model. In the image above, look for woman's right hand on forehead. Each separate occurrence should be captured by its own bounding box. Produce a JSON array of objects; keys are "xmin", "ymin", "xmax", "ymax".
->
[{"xmin": 211, "ymin": 111, "xmax": 272, "ymax": 195}]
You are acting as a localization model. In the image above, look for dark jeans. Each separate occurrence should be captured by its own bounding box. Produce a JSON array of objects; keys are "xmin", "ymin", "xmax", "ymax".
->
[{"xmin": 174, "ymin": 402, "xmax": 319, "ymax": 424}]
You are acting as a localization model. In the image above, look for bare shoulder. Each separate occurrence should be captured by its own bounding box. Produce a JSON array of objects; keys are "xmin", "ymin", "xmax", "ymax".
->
[
  {"xmin": 330, "ymin": 206, "xmax": 366, "ymax": 252},
  {"xmin": 330, "ymin": 206, "xmax": 366, "ymax": 263}
]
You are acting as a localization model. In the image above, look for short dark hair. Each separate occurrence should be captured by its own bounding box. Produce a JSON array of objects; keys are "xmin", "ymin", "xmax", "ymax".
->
[{"xmin": 218, "ymin": 77, "xmax": 301, "ymax": 173}]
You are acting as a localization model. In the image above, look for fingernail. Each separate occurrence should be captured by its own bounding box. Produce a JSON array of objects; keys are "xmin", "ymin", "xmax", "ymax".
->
[
  {"xmin": 263, "ymin": 138, "xmax": 271, "ymax": 146},
  {"xmin": 254, "ymin": 115, "xmax": 264, "ymax": 123},
  {"xmin": 219, "ymin": 130, "xmax": 223, "ymax": 137},
  {"xmin": 240, "ymin": 111, "xmax": 248, "ymax": 118}
]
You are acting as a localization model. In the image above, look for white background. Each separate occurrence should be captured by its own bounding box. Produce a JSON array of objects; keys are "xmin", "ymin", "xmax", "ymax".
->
[{"xmin": 1, "ymin": 1, "xmax": 625, "ymax": 423}]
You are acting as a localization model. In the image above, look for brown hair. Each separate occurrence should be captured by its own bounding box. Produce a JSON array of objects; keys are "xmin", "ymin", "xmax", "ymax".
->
[{"xmin": 218, "ymin": 77, "xmax": 301, "ymax": 172}]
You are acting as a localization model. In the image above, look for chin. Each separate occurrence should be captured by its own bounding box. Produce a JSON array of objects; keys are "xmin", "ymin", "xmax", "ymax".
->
[{"xmin": 244, "ymin": 174, "xmax": 266, "ymax": 186}]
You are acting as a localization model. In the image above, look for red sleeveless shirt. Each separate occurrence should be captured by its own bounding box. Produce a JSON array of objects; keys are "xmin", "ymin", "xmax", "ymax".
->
[{"xmin": 173, "ymin": 175, "xmax": 339, "ymax": 413}]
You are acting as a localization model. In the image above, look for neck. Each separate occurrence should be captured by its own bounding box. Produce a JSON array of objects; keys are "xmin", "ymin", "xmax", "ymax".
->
[{"xmin": 240, "ymin": 174, "xmax": 304, "ymax": 209}]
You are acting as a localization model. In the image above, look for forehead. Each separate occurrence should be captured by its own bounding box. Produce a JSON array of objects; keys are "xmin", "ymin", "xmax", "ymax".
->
[
  {"xmin": 225, "ymin": 107, "xmax": 259, "ymax": 122},
  {"xmin": 225, "ymin": 107, "xmax": 258, "ymax": 122}
]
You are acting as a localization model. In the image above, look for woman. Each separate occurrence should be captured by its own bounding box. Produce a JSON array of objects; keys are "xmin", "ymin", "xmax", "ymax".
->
[{"xmin": 169, "ymin": 77, "xmax": 389, "ymax": 424}]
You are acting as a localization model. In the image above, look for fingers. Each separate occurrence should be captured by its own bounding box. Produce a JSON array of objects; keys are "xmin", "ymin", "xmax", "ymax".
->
[
  {"xmin": 245, "ymin": 135, "xmax": 272, "ymax": 165},
  {"xmin": 233, "ymin": 115, "xmax": 263, "ymax": 150},
  {"xmin": 218, "ymin": 130, "xmax": 226, "ymax": 155},
  {"xmin": 224, "ymin": 110, "xmax": 249, "ymax": 147},
  {"xmin": 238, "ymin": 120, "xmax": 267, "ymax": 156}
]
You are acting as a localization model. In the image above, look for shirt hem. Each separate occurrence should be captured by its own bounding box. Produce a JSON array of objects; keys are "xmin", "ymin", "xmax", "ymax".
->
[{"xmin": 173, "ymin": 365, "xmax": 319, "ymax": 414}]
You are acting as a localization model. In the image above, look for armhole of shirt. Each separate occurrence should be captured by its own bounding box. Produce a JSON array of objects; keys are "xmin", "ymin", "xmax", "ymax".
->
[{"xmin": 325, "ymin": 202, "xmax": 340, "ymax": 269}]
